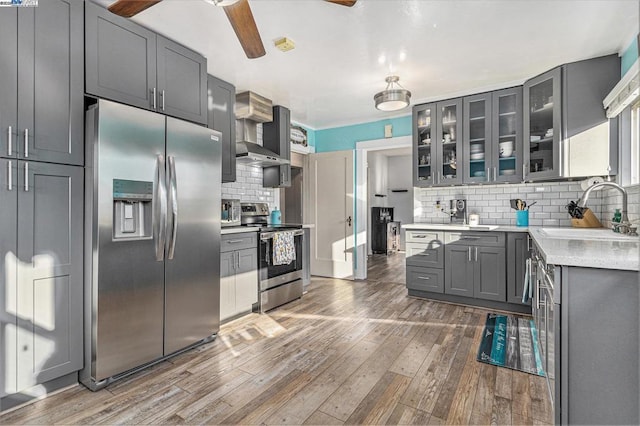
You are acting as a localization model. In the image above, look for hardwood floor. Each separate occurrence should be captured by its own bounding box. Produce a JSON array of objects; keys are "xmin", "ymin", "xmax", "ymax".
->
[{"xmin": 0, "ymin": 253, "xmax": 552, "ymax": 425}]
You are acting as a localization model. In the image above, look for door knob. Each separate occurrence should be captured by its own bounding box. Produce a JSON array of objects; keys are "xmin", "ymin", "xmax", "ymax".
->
[{"xmin": 346, "ymin": 216, "xmax": 352, "ymax": 227}]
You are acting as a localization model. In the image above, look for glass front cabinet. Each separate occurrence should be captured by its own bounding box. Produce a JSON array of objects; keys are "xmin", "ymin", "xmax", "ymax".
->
[
  {"xmin": 463, "ymin": 87, "xmax": 523, "ymax": 184},
  {"xmin": 523, "ymin": 67, "xmax": 562, "ymax": 180},
  {"xmin": 413, "ymin": 98, "xmax": 463, "ymax": 187}
]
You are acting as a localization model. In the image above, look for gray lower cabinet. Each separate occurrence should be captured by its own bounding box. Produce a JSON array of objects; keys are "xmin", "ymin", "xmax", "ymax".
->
[
  {"xmin": 0, "ymin": 160, "xmax": 83, "ymax": 399},
  {"xmin": 507, "ymin": 232, "xmax": 530, "ymax": 305},
  {"xmin": 1, "ymin": 0, "xmax": 84, "ymax": 166},
  {"xmin": 85, "ymin": 1, "xmax": 207, "ymax": 125},
  {"xmin": 220, "ymin": 233, "xmax": 258, "ymax": 322},
  {"xmin": 444, "ymin": 245, "xmax": 475, "ymax": 297},
  {"xmin": 406, "ymin": 230, "xmax": 444, "ymax": 294},
  {"xmin": 407, "ymin": 229, "xmax": 526, "ymax": 312},
  {"xmin": 407, "ymin": 266, "xmax": 444, "ymax": 293},
  {"xmin": 207, "ymin": 75, "xmax": 236, "ymax": 183}
]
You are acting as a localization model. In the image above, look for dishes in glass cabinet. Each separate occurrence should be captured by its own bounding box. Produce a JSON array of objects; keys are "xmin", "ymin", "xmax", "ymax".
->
[
  {"xmin": 500, "ymin": 169, "xmax": 516, "ymax": 176},
  {"xmin": 470, "ymin": 152, "xmax": 485, "ymax": 160},
  {"xmin": 473, "ymin": 171, "xmax": 486, "ymax": 177},
  {"xmin": 470, "ymin": 143, "xmax": 483, "ymax": 153}
]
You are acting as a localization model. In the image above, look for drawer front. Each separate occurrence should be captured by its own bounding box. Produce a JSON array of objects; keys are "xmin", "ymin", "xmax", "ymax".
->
[
  {"xmin": 445, "ymin": 231, "xmax": 505, "ymax": 247},
  {"xmin": 406, "ymin": 242, "xmax": 443, "ymax": 268},
  {"xmin": 221, "ymin": 232, "xmax": 258, "ymax": 252},
  {"xmin": 407, "ymin": 266, "xmax": 444, "ymax": 293},
  {"xmin": 406, "ymin": 230, "xmax": 443, "ymax": 244}
]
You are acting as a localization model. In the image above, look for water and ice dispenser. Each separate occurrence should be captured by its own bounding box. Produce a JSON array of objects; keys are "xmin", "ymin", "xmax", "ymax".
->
[{"xmin": 112, "ymin": 179, "xmax": 153, "ymax": 240}]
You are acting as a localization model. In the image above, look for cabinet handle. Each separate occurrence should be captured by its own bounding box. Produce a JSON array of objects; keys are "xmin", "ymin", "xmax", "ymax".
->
[
  {"xmin": 493, "ymin": 167, "xmax": 497, "ymax": 181},
  {"xmin": 416, "ymin": 252, "xmax": 431, "ymax": 256},
  {"xmin": 161, "ymin": 89, "xmax": 165, "ymax": 111},
  {"xmin": 527, "ymin": 235, "xmax": 531, "ymax": 251},
  {"xmin": 413, "ymin": 234, "xmax": 427, "ymax": 239},
  {"xmin": 152, "ymin": 87, "xmax": 157, "ymax": 109},
  {"xmin": 460, "ymin": 236, "xmax": 480, "ymax": 240},
  {"xmin": 522, "ymin": 163, "xmax": 526, "ymax": 180},
  {"xmin": 7, "ymin": 126, "xmax": 12, "ymax": 156},
  {"xmin": 24, "ymin": 162, "xmax": 28, "ymax": 192},
  {"xmin": 475, "ymin": 246, "xmax": 478, "ymax": 262},
  {"xmin": 486, "ymin": 168, "xmax": 490, "ymax": 182},
  {"xmin": 226, "ymin": 239, "xmax": 244, "ymax": 244},
  {"xmin": 24, "ymin": 128, "xmax": 28, "ymax": 158},
  {"xmin": 535, "ymin": 279, "xmax": 540, "ymax": 310},
  {"xmin": 417, "ymin": 276, "xmax": 431, "ymax": 280},
  {"xmin": 7, "ymin": 161, "xmax": 12, "ymax": 191},
  {"xmin": 468, "ymin": 246, "xmax": 472, "ymax": 262}
]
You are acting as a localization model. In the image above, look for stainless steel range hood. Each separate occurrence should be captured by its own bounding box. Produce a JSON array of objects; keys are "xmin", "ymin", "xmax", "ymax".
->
[{"xmin": 235, "ymin": 91, "xmax": 289, "ymax": 167}]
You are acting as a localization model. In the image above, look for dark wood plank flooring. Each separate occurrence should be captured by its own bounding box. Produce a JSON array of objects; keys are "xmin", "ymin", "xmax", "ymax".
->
[{"xmin": 0, "ymin": 252, "xmax": 552, "ymax": 425}]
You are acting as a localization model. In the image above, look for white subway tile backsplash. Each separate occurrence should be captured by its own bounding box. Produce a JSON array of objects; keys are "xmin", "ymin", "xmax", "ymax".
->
[{"xmin": 221, "ymin": 162, "xmax": 277, "ymax": 209}]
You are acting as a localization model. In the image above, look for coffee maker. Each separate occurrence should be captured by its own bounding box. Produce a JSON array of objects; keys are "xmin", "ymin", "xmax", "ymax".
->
[{"xmin": 449, "ymin": 199, "xmax": 467, "ymax": 224}]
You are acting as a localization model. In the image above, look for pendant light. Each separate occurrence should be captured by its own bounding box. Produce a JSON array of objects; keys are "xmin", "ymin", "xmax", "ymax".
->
[{"xmin": 374, "ymin": 75, "xmax": 411, "ymax": 111}]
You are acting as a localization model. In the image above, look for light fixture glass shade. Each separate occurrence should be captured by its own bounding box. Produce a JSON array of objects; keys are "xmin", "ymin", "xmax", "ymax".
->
[
  {"xmin": 374, "ymin": 76, "xmax": 411, "ymax": 111},
  {"xmin": 206, "ymin": 0, "xmax": 240, "ymax": 6}
]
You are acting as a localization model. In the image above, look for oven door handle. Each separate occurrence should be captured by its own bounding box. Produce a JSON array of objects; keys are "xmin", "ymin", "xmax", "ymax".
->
[{"xmin": 260, "ymin": 229, "xmax": 304, "ymax": 240}]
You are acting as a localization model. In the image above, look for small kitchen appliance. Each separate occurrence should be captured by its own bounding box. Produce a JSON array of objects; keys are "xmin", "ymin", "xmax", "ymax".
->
[
  {"xmin": 221, "ymin": 199, "xmax": 241, "ymax": 227},
  {"xmin": 449, "ymin": 199, "xmax": 467, "ymax": 224}
]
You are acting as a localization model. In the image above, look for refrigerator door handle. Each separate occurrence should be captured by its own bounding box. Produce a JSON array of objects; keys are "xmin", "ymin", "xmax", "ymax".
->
[
  {"xmin": 155, "ymin": 154, "xmax": 167, "ymax": 261},
  {"xmin": 167, "ymin": 155, "xmax": 178, "ymax": 260}
]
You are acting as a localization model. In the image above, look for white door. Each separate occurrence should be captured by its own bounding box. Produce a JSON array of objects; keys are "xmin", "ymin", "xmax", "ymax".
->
[{"xmin": 309, "ymin": 151, "xmax": 354, "ymax": 279}]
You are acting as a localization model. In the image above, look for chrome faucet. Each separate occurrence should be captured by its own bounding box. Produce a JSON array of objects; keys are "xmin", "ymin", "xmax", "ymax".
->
[{"xmin": 577, "ymin": 182, "xmax": 631, "ymax": 234}]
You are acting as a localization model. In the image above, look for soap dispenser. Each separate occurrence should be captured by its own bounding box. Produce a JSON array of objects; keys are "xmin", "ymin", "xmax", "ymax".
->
[{"xmin": 270, "ymin": 207, "xmax": 281, "ymax": 225}]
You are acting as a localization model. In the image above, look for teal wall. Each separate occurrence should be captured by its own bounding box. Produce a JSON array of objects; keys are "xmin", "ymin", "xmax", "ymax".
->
[
  {"xmin": 315, "ymin": 116, "xmax": 412, "ymax": 152},
  {"xmin": 621, "ymin": 34, "xmax": 639, "ymax": 77}
]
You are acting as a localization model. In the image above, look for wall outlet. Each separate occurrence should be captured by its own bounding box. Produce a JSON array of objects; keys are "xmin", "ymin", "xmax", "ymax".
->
[
  {"xmin": 535, "ymin": 187, "xmax": 545, "ymax": 192},
  {"xmin": 384, "ymin": 124, "xmax": 393, "ymax": 138}
]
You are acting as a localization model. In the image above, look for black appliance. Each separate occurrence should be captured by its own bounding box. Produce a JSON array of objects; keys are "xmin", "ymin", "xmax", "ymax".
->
[
  {"xmin": 240, "ymin": 202, "xmax": 303, "ymax": 312},
  {"xmin": 372, "ymin": 207, "xmax": 400, "ymax": 255}
]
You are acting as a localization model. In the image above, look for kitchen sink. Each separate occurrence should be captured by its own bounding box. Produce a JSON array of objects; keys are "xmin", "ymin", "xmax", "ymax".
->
[{"xmin": 540, "ymin": 227, "xmax": 639, "ymax": 241}]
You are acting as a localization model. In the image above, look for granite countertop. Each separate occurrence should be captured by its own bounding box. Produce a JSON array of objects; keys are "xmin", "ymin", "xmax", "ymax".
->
[
  {"xmin": 402, "ymin": 223, "xmax": 639, "ymax": 271},
  {"xmin": 401, "ymin": 223, "xmax": 528, "ymax": 233},
  {"xmin": 528, "ymin": 227, "xmax": 639, "ymax": 271},
  {"xmin": 221, "ymin": 226, "xmax": 259, "ymax": 235}
]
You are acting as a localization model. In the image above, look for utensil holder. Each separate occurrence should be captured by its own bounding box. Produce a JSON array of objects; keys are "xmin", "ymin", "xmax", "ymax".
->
[
  {"xmin": 515, "ymin": 210, "xmax": 529, "ymax": 227},
  {"xmin": 571, "ymin": 208, "xmax": 602, "ymax": 228}
]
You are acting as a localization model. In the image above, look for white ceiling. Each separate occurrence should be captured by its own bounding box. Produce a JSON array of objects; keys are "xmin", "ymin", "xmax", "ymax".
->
[{"xmin": 99, "ymin": 0, "xmax": 639, "ymax": 130}]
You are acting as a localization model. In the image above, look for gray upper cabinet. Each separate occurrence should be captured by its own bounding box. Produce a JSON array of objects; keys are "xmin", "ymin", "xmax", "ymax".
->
[
  {"xmin": 207, "ymin": 75, "xmax": 236, "ymax": 183},
  {"xmin": 85, "ymin": 2, "xmax": 207, "ymax": 125},
  {"xmin": 413, "ymin": 98, "xmax": 463, "ymax": 187},
  {"xmin": 523, "ymin": 55, "xmax": 619, "ymax": 181},
  {"xmin": 0, "ymin": 0, "xmax": 84, "ymax": 166},
  {"xmin": 263, "ymin": 105, "xmax": 291, "ymax": 188},
  {"xmin": 523, "ymin": 67, "xmax": 562, "ymax": 180},
  {"xmin": 156, "ymin": 36, "xmax": 207, "ymax": 125},
  {"xmin": 0, "ymin": 10, "xmax": 18, "ymax": 162},
  {"xmin": 462, "ymin": 87, "xmax": 523, "ymax": 184},
  {"xmin": 85, "ymin": 1, "xmax": 156, "ymax": 111},
  {"xmin": 0, "ymin": 161, "xmax": 83, "ymax": 395}
]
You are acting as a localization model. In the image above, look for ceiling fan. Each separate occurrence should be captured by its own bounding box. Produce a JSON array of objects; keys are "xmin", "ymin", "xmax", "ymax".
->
[{"xmin": 107, "ymin": 0, "xmax": 357, "ymax": 59}]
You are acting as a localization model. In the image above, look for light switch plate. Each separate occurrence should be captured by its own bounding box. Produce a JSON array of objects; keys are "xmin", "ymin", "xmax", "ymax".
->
[{"xmin": 384, "ymin": 124, "xmax": 392, "ymax": 138}]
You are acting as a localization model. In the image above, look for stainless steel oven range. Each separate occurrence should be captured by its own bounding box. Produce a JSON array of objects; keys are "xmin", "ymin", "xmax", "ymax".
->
[{"xmin": 241, "ymin": 202, "xmax": 304, "ymax": 312}]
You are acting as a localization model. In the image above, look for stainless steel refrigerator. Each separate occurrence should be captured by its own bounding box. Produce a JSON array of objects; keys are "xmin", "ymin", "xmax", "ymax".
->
[{"xmin": 81, "ymin": 100, "xmax": 221, "ymax": 390}]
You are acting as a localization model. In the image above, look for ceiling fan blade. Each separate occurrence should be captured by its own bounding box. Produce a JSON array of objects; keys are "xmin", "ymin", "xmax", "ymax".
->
[
  {"xmin": 108, "ymin": 0, "xmax": 162, "ymax": 17},
  {"xmin": 325, "ymin": 0, "xmax": 357, "ymax": 6},
  {"xmin": 223, "ymin": 0, "xmax": 266, "ymax": 59}
]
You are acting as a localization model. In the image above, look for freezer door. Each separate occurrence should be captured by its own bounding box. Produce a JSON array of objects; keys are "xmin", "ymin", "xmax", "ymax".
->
[
  {"xmin": 88, "ymin": 100, "xmax": 166, "ymax": 381},
  {"xmin": 164, "ymin": 118, "xmax": 221, "ymax": 355}
]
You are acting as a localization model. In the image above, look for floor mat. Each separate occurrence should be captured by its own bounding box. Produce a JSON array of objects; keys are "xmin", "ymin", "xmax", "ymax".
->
[{"xmin": 477, "ymin": 313, "xmax": 545, "ymax": 376}]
